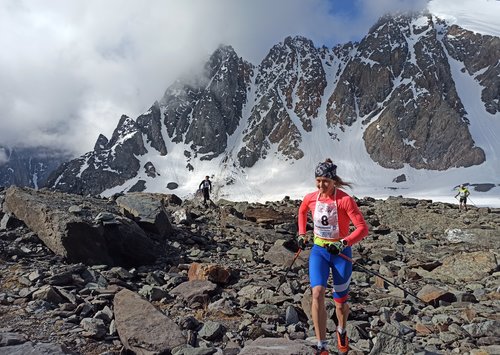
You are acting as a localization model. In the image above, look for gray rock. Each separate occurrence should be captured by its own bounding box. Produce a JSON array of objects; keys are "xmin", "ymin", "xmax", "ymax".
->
[
  {"xmin": 463, "ymin": 320, "xmax": 500, "ymax": 338},
  {"xmin": 431, "ymin": 251, "xmax": 498, "ymax": 283},
  {"xmin": 170, "ymin": 280, "xmax": 218, "ymax": 304},
  {"xmin": 115, "ymin": 192, "xmax": 173, "ymax": 238},
  {"xmin": 114, "ymin": 288, "xmax": 186, "ymax": 354},
  {"xmin": 198, "ymin": 320, "xmax": 225, "ymax": 341},
  {"xmin": 285, "ymin": 305, "xmax": 300, "ymax": 325},
  {"xmin": 80, "ymin": 318, "xmax": 106, "ymax": 339},
  {"xmin": 239, "ymin": 337, "xmax": 315, "ymax": 354},
  {"xmin": 31, "ymin": 285, "xmax": 64, "ymax": 305},
  {"xmin": 264, "ymin": 240, "xmax": 309, "ymax": 268},
  {"xmin": 0, "ymin": 341, "xmax": 73, "ymax": 355},
  {"xmin": 369, "ymin": 323, "xmax": 417, "ymax": 355},
  {"xmin": 0, "ymin": 332, "xmax": 28, "ymax": 346},
  {"xmin": 138, "ymin": 285, "xmax": 169, "ymax": 302}
]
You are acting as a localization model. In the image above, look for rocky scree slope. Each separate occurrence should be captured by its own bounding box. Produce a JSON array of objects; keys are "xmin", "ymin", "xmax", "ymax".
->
[{"xmin": 0, "ymin": 187, "xmax": 499, "ymax": 354}]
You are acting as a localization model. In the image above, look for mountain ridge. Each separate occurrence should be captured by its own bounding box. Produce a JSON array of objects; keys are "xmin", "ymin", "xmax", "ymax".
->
[{"xmin": 35, "ymin": 12, "xmax": 500, "ymax": 206}]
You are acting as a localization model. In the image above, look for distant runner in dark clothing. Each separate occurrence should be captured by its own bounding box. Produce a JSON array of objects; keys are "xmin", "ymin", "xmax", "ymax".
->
[{"xmin": 199, "ymin": 176, "xmax": 212, "ymax": 206}]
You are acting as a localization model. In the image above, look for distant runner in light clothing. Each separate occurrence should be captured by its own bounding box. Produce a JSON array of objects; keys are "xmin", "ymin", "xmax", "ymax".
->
[{"xmin": 455, "ymin": 184, "xmax": 470, "ymax": 211}]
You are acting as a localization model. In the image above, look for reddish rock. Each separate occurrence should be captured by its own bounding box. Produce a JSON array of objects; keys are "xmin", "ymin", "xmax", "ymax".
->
[
  {"xmin": 416, "ymin": 285, "xmax": 456, "ymax": 305},
  {"xmin": 188, "ymin": 263, "xmax": 231, "ymax": 285}
]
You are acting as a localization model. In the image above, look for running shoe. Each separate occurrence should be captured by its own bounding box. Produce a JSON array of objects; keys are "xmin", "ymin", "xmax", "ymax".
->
[{"xmin": 336, "ymin": 330, "xmax": 349, "ymax": 354}]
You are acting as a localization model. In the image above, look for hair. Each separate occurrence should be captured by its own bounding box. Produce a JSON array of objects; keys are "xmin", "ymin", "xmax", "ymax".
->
[{"xmin": 323, "ymin": 158, "xmax": 352, "ymax": 189}]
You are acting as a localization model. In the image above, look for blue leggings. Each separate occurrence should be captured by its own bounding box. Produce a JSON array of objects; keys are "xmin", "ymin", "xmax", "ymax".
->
[{"xmin": 309, "ymin": 245, "xmax": 352, "ymax": 303}]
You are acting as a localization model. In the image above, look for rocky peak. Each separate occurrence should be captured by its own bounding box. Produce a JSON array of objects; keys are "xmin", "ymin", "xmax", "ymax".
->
[
  {"xmin": 257, "ymin": 35, "xmax": 326, "ymax": 117},
  {"xmin": 108, "ymin": 115, "xmax": 139, "ymax": 147},
  {"xmin": 136, "ymin": 102, "xmax": 167, "ymax": 156},
  {"xmin": 237, "ymin": 36, "xmax": 327, "ymax": 168},
  {"xmin": 159, "ymin": 45, "xmax": 253, "ymax": 162},
  {"xmin": 93, "ymin": 134, "xmax": 109, "ymax": 152}
]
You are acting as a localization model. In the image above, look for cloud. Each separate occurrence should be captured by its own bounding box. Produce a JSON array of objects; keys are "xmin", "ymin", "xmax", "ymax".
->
[{"xmin": 0, "ymin": 0, "xmax": 428, "ymax": 156}]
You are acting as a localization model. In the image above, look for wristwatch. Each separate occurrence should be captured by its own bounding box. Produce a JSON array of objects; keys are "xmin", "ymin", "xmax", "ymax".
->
[{"xmin": 341, "ymin": 239, "xmax": 348, "ymax": 247}]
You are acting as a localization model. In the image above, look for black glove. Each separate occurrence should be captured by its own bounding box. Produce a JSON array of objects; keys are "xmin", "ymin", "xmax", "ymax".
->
[
  {"xmin": 297, "ymin": 235, "xmax": 309, "ymax": 250},
  {"xmin": 326, "ymin": 241, "xmax": 346, "ymax": 255}
]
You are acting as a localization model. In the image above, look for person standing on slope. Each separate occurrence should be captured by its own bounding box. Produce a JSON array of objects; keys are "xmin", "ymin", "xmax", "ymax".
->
[
  {"xmin": 199, "ymin": 175, "xmax": 212, "ymax": 207},
  {"xmin": 297, "ymin": 159, "xmax": 368, "ymax": 355},
  {"xmin": 454, "ymin": 184, "xmax": 470, "ymax": 211}
]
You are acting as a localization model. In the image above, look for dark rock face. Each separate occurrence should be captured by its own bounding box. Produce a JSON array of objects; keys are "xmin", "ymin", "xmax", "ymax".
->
[
  {"xmin": 136, "ymin": 102, "xmax": 168, "ymax": 156},
  {"xmin": 443, "ymin": 25, "xmax": 500, "ymax": 115},
  {"xmin": 45, "ymin": 115, "xmax": 145, "ymax": 195},
  {"xmin": 335, "ymin": 14, "xmax": 486, "ymax": 170},
  {"xmin": 160, "ymin": 45, "xmax": 253, "ymax": 160}
]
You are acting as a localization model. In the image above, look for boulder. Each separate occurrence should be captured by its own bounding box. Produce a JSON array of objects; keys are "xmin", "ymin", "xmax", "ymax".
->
[
  {"xmin": 264, "ymin": 240, "xmax": 309, "ymax": 268},
  {"xmin": 170, "ymin": 280, "xmax": 218, "ymax": 304},
  {"xmin": 416, "ymin": 285, "xmax": 457, "ymax": 305},
  {"xmin": 114, "ymin": 289, "xmax": 185, "ymax": 354},
  {"xmin": 368, "ymin": 323, "xmax": 417, "ymax": 354},
  {"xmin": 4, "ymin": 186, "xmax": 158, "ymax": 266},
  {"xmin": 0, "ymin": 341, "xmax": 73, "ymax": 355},
  {"xmin": 115, "ymin": 192, "xmax": 173, "ymax": 239},
  {"xmin": 431, "ymin": 251, "xmax": 498, "ymax": 283}
]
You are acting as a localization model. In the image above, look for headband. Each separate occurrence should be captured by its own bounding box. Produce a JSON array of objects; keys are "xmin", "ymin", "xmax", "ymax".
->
[{"xmin": 315, "ymin": 162, "xmax": 337, "ymax": 179}]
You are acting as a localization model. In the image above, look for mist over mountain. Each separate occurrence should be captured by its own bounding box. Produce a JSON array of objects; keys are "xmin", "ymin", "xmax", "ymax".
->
[
  {"xmin": 8, "ymin": 11, "xmax": 500, "ymax": 205},
  {"xmin": 0, "ymin": 147, "xmax": 71, "ymax": 189}
]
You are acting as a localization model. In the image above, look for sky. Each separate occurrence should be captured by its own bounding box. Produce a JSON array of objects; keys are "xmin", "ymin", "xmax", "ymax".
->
[{"xmin": 0, "ymin": 0, "xmax": 432, "ymax": 155}]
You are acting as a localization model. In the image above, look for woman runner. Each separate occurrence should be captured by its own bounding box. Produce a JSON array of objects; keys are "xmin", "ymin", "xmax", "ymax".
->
[{"xmin": 297, "ymin": 159, "xmax": 368, "ymax": 355}]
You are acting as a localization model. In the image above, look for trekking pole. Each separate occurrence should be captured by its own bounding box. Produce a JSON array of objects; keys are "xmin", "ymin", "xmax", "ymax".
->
[
  {"xmin": 276, "ymin": 248, "xmax": 303, "ymax": 290},
  {"xmin": 468, "ymin": 198, "xmax": 477, "ymax": 207},
  {"xmin": 337, "ymin": 253, "xmax": 428, "ymax": 305}
]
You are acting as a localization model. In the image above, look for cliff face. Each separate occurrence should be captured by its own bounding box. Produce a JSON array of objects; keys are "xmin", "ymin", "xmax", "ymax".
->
[{"xmin": 360, "ymin": 15, "xmax": 485, "ymax": 170}]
